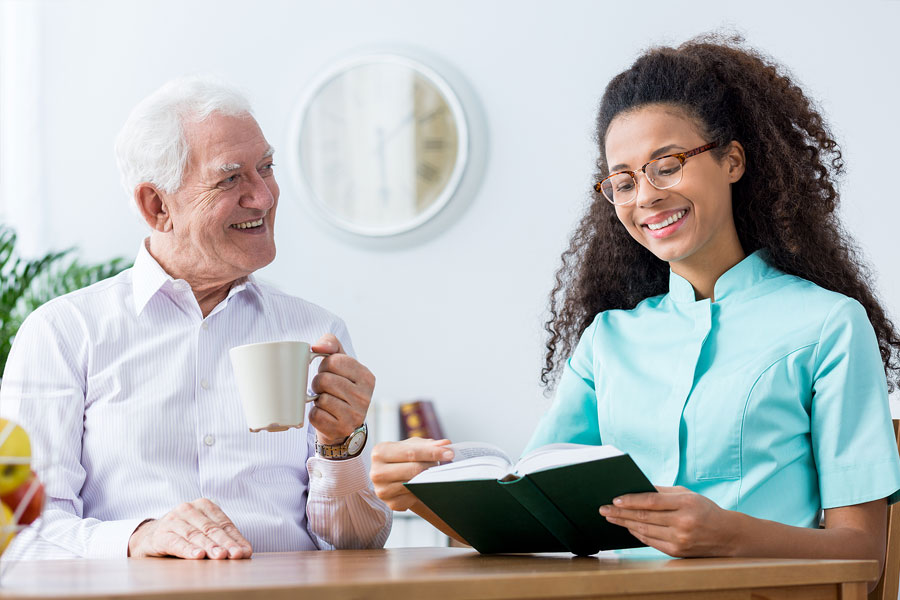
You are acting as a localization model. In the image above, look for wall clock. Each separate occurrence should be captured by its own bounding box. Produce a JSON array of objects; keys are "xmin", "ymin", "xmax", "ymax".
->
[{"xmin": 290, "ymin": 52, "xmax": 479, "ymax": 237}]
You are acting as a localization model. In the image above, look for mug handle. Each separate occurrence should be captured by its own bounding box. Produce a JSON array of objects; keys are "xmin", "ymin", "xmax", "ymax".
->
[{"xmin": 304, "ymin": 351, "xmax": 332, "ymax": 403}]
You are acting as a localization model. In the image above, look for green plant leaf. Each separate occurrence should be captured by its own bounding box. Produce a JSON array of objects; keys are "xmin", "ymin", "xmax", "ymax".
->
[{"xmin": 0, "ymin": 225, "xmax": 132, "ymax": 376}]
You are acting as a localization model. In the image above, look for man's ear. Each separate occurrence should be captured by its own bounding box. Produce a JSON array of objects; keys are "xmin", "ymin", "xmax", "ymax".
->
[
  {"xmin": 725, "ymin": 140, "xmax": 746, "ymax": 184},
  {"xmin": 135, "ymin": 184, "xmax": 173, "ymax": 232}
]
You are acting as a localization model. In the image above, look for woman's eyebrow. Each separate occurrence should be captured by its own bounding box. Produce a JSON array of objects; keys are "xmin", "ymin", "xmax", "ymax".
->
[{"xmin": 609, "ymin": 144, "xmax": 686, "ymax": 172}]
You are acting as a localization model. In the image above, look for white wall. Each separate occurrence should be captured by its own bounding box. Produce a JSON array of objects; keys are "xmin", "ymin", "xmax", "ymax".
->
[{"xmin": 1, "ymin": 0, "xmax": 899, "ymax": 456}]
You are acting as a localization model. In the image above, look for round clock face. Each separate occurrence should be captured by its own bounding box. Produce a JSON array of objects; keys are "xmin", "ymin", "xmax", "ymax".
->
[{"xmin": 295, "ymin": 55, "xmax": 468, "ymax": 236}]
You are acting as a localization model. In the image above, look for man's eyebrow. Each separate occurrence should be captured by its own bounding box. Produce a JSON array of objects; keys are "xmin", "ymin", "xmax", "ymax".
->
[
  {"xmin": 609, "ymin": 144, "xmax": 686, "ymax": 172},
  {"xmin": 216, "ymin": 147, "xmax": 275, "ymax": 174}
]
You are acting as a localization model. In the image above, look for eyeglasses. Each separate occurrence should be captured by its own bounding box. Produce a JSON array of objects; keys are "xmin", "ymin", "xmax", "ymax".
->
[{"xmin": 594, "ymin": 142, "xmax": 718, "ymax": 206}]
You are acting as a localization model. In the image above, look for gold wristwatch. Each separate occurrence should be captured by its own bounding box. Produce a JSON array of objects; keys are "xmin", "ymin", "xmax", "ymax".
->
[{"xmin": 315, "ymin": 424, "xmax": 367, "ymax": 460}]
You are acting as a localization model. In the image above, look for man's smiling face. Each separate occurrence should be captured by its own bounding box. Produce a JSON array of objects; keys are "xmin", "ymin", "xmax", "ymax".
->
[{"xmin": 158, "ymin": 112, "xmax": 279, "ymax": 285}]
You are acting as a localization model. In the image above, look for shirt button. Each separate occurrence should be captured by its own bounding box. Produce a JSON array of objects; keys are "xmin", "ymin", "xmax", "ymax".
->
[
  {"xmin": 312, "ymin": 469, "xmax": 323, "ymax": 479},
  {"xmin": 173, "ymin": 281, "xmax": 186, "ymax": 291},
  {"xmin": 200, "ymin": 379, "xmax": 210, "ymax": 390},
  {"xmin": 204, "ymin": 434, "xmax": 215, "ymax": 446},
  {"xmin": 201, "ymin": 321, "xmax": 209, "ymax": 330}
]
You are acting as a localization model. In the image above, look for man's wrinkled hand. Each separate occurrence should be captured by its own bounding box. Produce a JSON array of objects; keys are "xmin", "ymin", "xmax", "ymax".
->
[
  {"xmin": 128, "ymin": 498, "xmax": 253, "ymax": 559},
  {"xmin": 310, "ymin": 334, "xmax": 375, "ymax": 446}
]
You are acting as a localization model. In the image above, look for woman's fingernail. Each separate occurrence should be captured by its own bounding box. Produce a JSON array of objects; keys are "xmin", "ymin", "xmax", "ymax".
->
[
  {"xmin": 613, "ymin": 497, "xmax": 623, "ymax": 505},
  {"xmin": 599, "ymin": 506, "xmax": 609, "ymax": 515},
  {"xmin": 192, "ymin": 548, "xmax": 203, "ymax": 557},
  {"xmin": 441, "ymin": 451, "xmax": 454, "ymax": 460}
]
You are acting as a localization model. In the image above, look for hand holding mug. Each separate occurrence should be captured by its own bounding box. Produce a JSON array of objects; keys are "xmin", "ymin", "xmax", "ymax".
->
[{"xmin": 309, "ymin": 334, "xmax": 375, "ymax": 445}]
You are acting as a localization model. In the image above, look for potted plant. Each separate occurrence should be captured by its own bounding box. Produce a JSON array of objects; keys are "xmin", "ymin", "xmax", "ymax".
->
[{"xmin": 0, "ymin": 225, "xmax": 131, "ymax": 379}]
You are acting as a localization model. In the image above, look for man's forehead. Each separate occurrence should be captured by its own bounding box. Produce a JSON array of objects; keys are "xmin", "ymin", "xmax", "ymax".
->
[{"xmin": 183, "ymin": 113, "xmax": 273, "ymax": 173}]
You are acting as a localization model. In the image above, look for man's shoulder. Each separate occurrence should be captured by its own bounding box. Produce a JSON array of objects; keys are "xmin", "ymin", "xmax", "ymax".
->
[
  {"xmin": 28, "ymin": 268, "xmax": 133, "ymax": 321},
  {"xmin": 252, "ymin": 280, "xmax": 345, "ymax": 326}
]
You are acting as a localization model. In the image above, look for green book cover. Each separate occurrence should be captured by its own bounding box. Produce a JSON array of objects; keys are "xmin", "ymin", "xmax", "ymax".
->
[{"xmin": 404, "ymin": 446, "xmax": 655, "ymax": 555}]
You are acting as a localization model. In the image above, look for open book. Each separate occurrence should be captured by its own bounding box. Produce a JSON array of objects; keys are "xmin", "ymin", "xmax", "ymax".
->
[{"xmin": 405, "ymin": 442, "xmax": 655, "ymax": 556}]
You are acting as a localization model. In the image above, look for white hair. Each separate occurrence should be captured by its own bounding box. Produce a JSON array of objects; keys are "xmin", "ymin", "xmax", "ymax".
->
[{"xmin": 114, "ymin": 75, "xmax": 253, "ymax": 201}]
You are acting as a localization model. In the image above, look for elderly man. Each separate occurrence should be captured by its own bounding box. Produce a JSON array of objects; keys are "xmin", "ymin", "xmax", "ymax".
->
[{"xmin": 0, "ymin": 76, "xmax": 391, "ymax": 559}]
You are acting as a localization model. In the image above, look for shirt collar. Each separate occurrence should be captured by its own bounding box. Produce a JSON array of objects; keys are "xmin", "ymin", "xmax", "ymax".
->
[
  {"xmin": 131, "ymin": 239, "xmax": 261, "ymax": 316},
  {"xmin": 668, "ymin": 249, "xmax": 775, "ymax": 304}
]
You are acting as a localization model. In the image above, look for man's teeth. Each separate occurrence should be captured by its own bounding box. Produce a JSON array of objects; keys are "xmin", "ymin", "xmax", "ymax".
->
[
  {"xmin": 232, "ymin": 219, "xmax": 264, "ymax": 230},
  {"xmin": 647, "ymin": 210, "xmax": 686, "ymax": 231}
]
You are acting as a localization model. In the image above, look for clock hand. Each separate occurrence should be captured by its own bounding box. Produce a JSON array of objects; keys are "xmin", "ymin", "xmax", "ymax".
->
[{"xmin": 379, "ymin": 111, "xmax": 415, "ymax": 148}]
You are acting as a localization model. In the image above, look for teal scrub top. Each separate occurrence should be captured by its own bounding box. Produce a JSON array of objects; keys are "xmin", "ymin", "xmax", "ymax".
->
[{"xmin": 526, "ymin": 250, "xmax": 900, "ymax": 530}]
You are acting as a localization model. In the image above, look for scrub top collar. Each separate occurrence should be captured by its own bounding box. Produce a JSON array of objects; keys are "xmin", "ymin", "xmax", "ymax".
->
[{"xmin": 667, "ymin": 249, "xmax": 774, "ymax": 304}]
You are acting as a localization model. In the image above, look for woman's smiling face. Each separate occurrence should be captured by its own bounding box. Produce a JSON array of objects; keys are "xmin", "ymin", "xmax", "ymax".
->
[{"xmin": 604, "ymin": 104, "xmax": 745, "ymax": 272}]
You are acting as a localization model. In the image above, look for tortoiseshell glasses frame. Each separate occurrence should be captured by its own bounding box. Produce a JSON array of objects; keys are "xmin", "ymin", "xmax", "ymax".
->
[{"xmin": 594, "ymin": 141, "xmax": 719, "ymax": 206}]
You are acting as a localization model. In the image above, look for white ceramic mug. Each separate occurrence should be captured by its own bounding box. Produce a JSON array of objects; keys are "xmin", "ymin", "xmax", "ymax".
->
[{"xmin": 229, "ymin": 340, "xmax": 330, "ymax": 432}]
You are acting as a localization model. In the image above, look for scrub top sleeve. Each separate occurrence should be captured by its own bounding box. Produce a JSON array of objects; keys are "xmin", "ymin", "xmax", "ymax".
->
[
  {"xmin": 811, "ymin": 297, "xmax": 900, "ymax": 508},
  {"xmin": 524, "ymin": 317, "xmax": 603, "ymax": 454}
]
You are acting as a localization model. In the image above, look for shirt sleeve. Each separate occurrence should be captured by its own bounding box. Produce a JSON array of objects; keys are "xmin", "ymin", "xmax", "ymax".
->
[
  {"xmin": 523, "ymin": 316, "xmax": 603, "ymax": 454},
  {"xmin": 305, "ymin": 431, "xmax": 392, "ymax": 549},
  {"xmin": 0, "ymin": 303, "xmax": 146, "ymax": 559},
  {"xmin": 811, "ymin": 297, "xmax": 900, "ymax": 508},
  {"xmin": 303, "ymin": 318, "xmax": 392, "ymax": 549}
]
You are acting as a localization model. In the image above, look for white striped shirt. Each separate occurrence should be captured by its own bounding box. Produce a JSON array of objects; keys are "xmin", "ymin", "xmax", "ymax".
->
[{"xmin": 0, "ymin": 241, "xmax": 391, "ymax": 559}]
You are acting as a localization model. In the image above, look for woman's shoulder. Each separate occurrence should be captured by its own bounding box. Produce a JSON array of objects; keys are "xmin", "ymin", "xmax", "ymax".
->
[
  {"xmin": 764, "ymin": 270, "xmax": 865, "ymax": 319},
  {"xmin": 586, "ymin": 293, "xmax": 668, "ymax": 331}
]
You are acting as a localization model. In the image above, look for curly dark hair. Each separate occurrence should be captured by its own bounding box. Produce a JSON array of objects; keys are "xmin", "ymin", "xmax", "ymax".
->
[{"xmin": 542, "ymin": 33, "xmax": 900, "ymax": 393}]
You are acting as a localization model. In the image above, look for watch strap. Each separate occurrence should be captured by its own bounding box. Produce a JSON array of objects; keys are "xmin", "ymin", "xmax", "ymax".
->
[{"xmin": 315, "ymin": 424, "xmax": 367, "ymax": 460}]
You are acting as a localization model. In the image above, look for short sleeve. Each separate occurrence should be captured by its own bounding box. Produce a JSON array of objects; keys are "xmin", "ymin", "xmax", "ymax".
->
[
  {"xmin": 811, "ymin": 297, "xmax": 900, "ymax": 508},
  {"xmin": 524, "ymin": 317, "xmax": 602, "ymax": 454}
]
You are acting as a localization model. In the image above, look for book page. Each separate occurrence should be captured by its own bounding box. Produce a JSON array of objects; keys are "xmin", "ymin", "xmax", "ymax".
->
[
  {"xmin": 514, "ymin": 443, "xmax": 623, "ymax": 476},
  {"xmin": 406, "ymin": 442, "xmax": 514, "ymax": 484},
  {"xmin": 446, "ymin": 441, "xmax": 513, "ymax": 464},
  {"xmin": 407, "ymin": 454, "xmax": 511, "ymax": 483}
]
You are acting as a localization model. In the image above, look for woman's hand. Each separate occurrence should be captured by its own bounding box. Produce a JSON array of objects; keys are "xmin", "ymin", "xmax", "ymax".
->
[
  {"xmin": 599, "ymin": 486, "xmax": 736, "ymax": 557},
  {"xmin": 370, "ymin": 438, "xmax": 454, "ymax": 511}
]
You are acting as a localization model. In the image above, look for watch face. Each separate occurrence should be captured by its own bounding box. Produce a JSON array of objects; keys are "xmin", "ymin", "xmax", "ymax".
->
[
  {"xmin": 347, "ymin": 429, "xmax": 366, "ymax": 455},
  {"xmin": 296, "ymin": 55, "xmax": 467, "ymax": 236}
]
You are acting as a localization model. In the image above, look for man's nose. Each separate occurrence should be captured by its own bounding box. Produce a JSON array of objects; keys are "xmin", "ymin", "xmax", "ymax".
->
[{"xmin": 240, "ymin": 172, "xmax": 276, "ymax": 210}]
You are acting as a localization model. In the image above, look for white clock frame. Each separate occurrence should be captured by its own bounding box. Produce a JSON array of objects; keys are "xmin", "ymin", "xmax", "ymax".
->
[{"xmin": 289, "ymin": 52, "xmax": 475, "ymax": 238}]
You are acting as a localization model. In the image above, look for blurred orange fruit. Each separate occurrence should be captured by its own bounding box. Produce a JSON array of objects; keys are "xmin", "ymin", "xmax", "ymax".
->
[
  {"xmin": 0, "ymin": 418, "xmax": 31, "ymax": 496},
  {"xmin": 0, "ymin": 501, "xmax": 15, "ymax": 553}
]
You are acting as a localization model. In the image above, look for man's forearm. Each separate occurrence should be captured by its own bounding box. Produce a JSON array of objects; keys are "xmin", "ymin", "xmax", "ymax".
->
[{"xmin": 7, "ymin": 506, "xmax": 148, "ymax": 559}]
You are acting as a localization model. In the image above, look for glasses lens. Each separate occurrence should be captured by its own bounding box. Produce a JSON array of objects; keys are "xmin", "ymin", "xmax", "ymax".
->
[
  {"xmin": 646, "ymin": 156, "xmax": 683, "ymax": 189},
  {"xmin": 600, "ymin": 173, "xmax": 636, "ymax": 205}
]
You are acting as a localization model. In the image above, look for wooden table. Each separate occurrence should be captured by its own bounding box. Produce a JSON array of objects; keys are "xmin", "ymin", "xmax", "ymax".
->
[{"xmin": 0, "ymin": 547, "xmax": 878, "ymax": 600}]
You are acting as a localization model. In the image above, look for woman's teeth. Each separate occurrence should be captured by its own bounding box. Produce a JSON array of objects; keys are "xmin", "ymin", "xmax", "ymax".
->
[
  {"xmin": 646, "ymin": 210, "xmax": 686, "ymax": 231},
  {"xmin": 231, "ymin": 219, "xmax": 263, "ymax": 230}
]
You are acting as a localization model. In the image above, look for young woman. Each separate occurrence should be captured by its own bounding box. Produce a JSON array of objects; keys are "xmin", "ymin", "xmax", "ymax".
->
[{"xmin": 371, "ymin": 35, "xmax": 900, "ymax": 576}]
